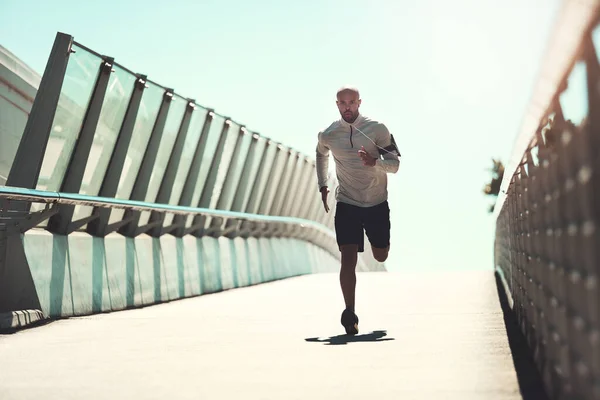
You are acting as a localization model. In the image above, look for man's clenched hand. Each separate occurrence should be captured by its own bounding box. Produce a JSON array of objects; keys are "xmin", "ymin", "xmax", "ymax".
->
[{"xmin": 358, "ymin": 146, "xmax": 376, "ymax": 166}]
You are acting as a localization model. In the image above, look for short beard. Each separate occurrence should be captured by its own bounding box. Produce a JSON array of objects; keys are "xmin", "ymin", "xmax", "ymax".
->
[{"xmin": 342, "ymin": 112, "xmax": 358, "ymax": 123}]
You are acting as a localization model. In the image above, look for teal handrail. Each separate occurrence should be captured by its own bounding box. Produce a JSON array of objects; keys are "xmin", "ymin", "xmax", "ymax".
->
[{"xmin": 0, "ymin": 185, "xmax": 334, "ymax": 237}]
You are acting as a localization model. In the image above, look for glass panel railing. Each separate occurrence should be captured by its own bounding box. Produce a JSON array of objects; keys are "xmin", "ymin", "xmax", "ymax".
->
[
  {"xmin": 36, "ymin": 44, "xmax": 101, "ymax": 192},
  {"xmin": 288, "ymin": 159, "xmax": 313, "ymax": 217},
  {"xmin": 146, "ymin": 94, "xmax": 187, "ymax": 202},
  {"xmin": 72, "ymin": 65, "xmax": 136, "ymax": 224},
  {"xmin": 162, "ymin": 105, "xmax": 208, "ymax": 226},
  {"xmin": 245, "ymin": 141, "xmax": 278, "ymax": 214},
  {"xmin": 108, "ymin": 82, "xmax": 164, "ymax": 224},
  {"xmin": 234, "ymin": 136, "xmax": 268, "ymax": 212},
  {"xmin": 185, "ymin": 113, "xmax": 225, "ymax": 228},
  {"xmin": 208, "ymin": 122, "xmax": 240, "ymax": 209},
  {"xmin": 218, "ymin": 130, "xmax": 252, "ymax": 211},
  {"xmin": 258, "ymin": 145, "xmax": 289, "ymax": 215},
  {"xmin": 138, "ymin": 94, "xmax": 187, "ymax": 226},
  {"xmin": 277, "ymin": 154, "xmax": 304, "ymax": 216},
  {"xmin": 18, "ymin": 35, "xmax": 331, "ymax": 232}
]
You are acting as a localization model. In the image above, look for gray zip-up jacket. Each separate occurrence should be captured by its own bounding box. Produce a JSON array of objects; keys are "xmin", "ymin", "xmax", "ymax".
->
[{"xmin": 316, "ymin": 114, "xmax": 400, "ymax": 208}]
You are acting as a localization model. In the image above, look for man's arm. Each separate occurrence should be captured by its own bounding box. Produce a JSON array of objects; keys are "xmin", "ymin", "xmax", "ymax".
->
[
  {"xmin": 316, "ymin": 131, "xmax": 330, "ymax": 189},
  {"xmin": 375, "ymin": 124, "xmax": 400, "ymax": 174}
]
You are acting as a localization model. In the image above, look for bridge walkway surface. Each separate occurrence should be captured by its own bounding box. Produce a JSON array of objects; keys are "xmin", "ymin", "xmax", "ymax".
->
[{"xmin": 0, "ymin": 270, "xmax": 547, "ymax": 400}]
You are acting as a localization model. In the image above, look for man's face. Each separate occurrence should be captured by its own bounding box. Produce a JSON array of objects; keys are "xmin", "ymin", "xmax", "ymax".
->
[{"xmin": 336, "ymin": 91, "xmax": 361, "ymax": 123}]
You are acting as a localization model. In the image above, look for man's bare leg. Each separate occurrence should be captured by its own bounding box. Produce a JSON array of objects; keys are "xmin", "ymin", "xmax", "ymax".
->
[
  {"xmin": 371, "ymin": 245, "xmax": 390, "ymax": 263},
  {"xmin": 340, "ymin": 244, "xmax": 359, "ymax": 311}
]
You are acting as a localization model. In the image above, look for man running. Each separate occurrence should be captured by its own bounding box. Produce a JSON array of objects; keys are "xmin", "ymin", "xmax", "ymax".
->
[{"xmin": 315, "ymin": 86, "xmax": 400, "ymax": 335}]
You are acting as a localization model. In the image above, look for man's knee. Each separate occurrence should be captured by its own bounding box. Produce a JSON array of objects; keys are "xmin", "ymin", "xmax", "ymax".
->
[
  {"xmin": 340, "ymin": 245, "xmax": 359, "ymax": 267},
  {"xmin": 374, "ymin": 253, "xmax": 388, "ymax": 262},
  {"xmin": 372, "ymin": 246, "xmax": 389, "ymax": 262}
]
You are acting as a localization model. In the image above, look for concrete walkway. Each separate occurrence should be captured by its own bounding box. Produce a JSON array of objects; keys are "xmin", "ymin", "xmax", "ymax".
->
[{"xmin": 0, "ymin": 270, "xmax": 545, "ymax": 399}]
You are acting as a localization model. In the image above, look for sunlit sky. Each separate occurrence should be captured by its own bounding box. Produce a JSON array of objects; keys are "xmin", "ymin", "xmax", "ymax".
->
[{"xmin": 1, "ymin": 0, "xmax": 562, "ymax": 271}]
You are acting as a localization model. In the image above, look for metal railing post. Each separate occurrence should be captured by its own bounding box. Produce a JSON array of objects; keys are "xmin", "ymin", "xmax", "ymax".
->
[
  {"xmin": 147, "ymin": 99, "xmax": 195, "ymax": 236},
  {"xmin": 6, "ymin": 32, "xmax": 73, "ymax": 192},
  {"xmin": 119, "ymin": 89, "xmax": 173, "ymax": 237},
  {"xmin": 47, "ymin": 57, "xmax": 115, "ymax": 234},
  {"xmin": 206, "ymin": 126, "xmax": 249, "ymax": 234},
  {"xmin": 187, "ymin": 120, "xmax": 231, "ymax": 236},
  {"xmin": 223, "ymin": 134, "xmax": 266, "ymax": 236},
  {"xmin": 87, "ymin": 74, "xmax": 147, "ymax": 236},
  {"xmin": 170, "ymin": 112, "xmax": 213, "ymax": 237}
]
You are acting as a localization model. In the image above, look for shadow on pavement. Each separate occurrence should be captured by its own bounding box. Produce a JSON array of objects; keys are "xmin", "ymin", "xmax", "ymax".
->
[
  {"xmin": 305, "ymin": 330, "xmax": 395, "ymax": 346},
  {"xmin": 0, "ymin": 318, "xmax": 54, "ymax": 336},
  {"xmin": 494, "ymin": 271, "xmax": 550, "ymax": 400}
]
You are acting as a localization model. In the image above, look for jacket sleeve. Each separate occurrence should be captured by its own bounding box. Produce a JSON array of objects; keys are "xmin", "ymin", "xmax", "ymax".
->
[
  {"xmin": 316, "ymin": 131, "xmax": 330, "ymax": 189},
  {"xmin": 375, "ymin": 124, "xmax": 400, "ymax": 174}
]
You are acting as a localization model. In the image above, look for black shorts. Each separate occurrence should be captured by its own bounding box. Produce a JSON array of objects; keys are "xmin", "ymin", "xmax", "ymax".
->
[{"xmin": 334, "ymin": 200, "xmax": 391, "ymax": 253}]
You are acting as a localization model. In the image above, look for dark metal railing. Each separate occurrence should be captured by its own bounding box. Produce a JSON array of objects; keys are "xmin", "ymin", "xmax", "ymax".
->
[{"xmin": 494, "ymin": 2, "xmax": 600, "ymax": 399}]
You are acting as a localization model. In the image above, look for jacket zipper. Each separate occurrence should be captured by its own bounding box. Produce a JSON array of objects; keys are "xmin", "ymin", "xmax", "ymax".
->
[{"xmin": 350, "ymin": 126, "xmax": 354, "ymax": 148}]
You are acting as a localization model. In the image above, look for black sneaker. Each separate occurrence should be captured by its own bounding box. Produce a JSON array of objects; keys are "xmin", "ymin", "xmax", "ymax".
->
[{"xmin": 341, "ymin": 308, "xmax": 359, "ymax": 335}]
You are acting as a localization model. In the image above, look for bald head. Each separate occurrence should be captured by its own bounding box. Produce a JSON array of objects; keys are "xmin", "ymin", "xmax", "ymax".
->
[
  {"xmin": 336, "ymin": 86, "xmax": 361, "ymax": 123},
  {"xmin": 336, "ymin": 86, "xmax": 360, "ymax": 100}
]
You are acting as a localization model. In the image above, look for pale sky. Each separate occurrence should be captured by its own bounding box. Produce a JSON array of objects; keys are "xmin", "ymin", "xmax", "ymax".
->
[{"xmin": 0, "ymin": 0, "xmax": 562, "ymax": 271}]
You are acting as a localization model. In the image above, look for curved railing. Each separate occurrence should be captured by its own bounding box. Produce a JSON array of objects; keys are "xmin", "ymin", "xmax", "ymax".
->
[
  {"xmin": 0, "ymin": 185, "xmax": 340, "ymax": 259},
  {"xmin": 0, "ymin": 32, "xmax": 388, "ymax": 327},
  {"xmin": 0, "ymin": 30, "xmax": 384, "ymax": 280},
  {"xmin": 5, "ymin": 33, "xmax": 336, "ymax": 236},
  {"xmin": 494, "ymin": 2, "xmax": 600, "ymax": 399}
]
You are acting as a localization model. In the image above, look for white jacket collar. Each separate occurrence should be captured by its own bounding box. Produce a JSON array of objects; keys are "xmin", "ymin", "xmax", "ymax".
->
[{"xmin": 339, "ymin": 113, "xmax": 364, "ymax": 127}]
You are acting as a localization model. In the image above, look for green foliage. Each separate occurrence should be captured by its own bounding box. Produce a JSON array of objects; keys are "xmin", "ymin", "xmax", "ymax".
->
[{"xmin": 483, "ymin": 158, "xmax": 504, "ymax": 213}]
